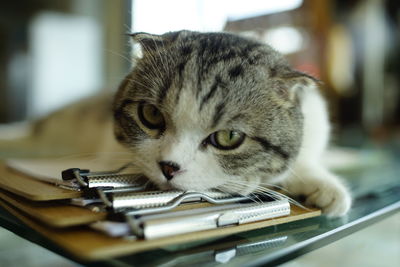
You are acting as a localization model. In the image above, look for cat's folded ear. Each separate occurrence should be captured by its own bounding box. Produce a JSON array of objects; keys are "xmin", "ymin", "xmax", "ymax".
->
[
  {"xmin": 129, "ymin": 31, "xmax": 180, "ymax": 58},
  {"xmin": 130, "ymin": 32, "xmax": 164, "ymax": 50},
  {"xmin": 274, "ymin": 71, "xmax": 320, "ymax": 107},
  {"xmin": 129, "ymin": 32, "xmax": 163, "ymax": 58}
]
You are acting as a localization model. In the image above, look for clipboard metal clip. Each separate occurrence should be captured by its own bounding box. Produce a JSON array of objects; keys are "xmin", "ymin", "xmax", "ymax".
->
[
  {"xmin": 97, "ymin": 189, "xmax": 252, "ymax": 214},
  {"xmin": 125, "ymin": 199, "xmax": 291, "ymax": 239},
  {"xmin": 60, "ymin": 163, "xmax": 293, "ymax": 240},
  {"xmin": 61, "ymin": 163, "xmax": 148, "ymax": 190}
]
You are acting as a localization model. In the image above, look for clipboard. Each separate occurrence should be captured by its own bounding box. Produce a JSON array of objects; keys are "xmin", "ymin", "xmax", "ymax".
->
[
  {"xmin": 0, "ymin": 198, "xmax": 320, "ymax": 261},
  {"xmin": 0, "ymin": 162, "xmax": 82, "ymax": 201},
  {"xmin": 0, "ymin": 189, "xmax": 106, "ymax": 227},
  {"xmin": 0, "ymin": 159, "xmax": 321, "ymax": 260}
]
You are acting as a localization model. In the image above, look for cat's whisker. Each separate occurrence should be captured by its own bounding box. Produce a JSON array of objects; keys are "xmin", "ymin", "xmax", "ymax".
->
[
  {"xmin": 106, "ymin": 49, "xmax": 132, "ymax": 64},
  {"xmin": 220, "ymin": 181, "xmax": 267, "ymax": 204},
  {"xmin": 217, "ymin": 182, "xmax": 243, "ymax": 194},
  {"xmin": 220, "ymin": 179, "xmax": 309, "ymax": 209},
  {"xmin": 257, "ymin": 182, "xmax": 292, "ymax": 194},
  {"xmin": 253, "ymin": 187, "xmax": 284, "ymax": 199},
  {"xmin": 123, "ymin": 24, "xmax": 131, "ymax": 33},
  {"xmin": 217, "ymin": 182, "xmax": 246, "ymax": 194},
  {"xmin": 249, "ymin": 192, "xmax": 264, "ymax": 204},
  {"xmin": 286, "ymin": 165, "xmax": 306, "ymax": 184},
  {"xmin": 228, "ymin": 182, "xmax": 284, "ymax": 205},
  {"xmin": 253, "ymin": 186, "xmax": 310, "ymax": 210}
]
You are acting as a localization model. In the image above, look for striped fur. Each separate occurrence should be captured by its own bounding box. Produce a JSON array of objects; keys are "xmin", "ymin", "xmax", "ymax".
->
[
  {"xmin": 113, "ymin": 31, "xmax": 351, "ymax": 216},
  {"xmin": 1, "ymin": 31, "xmax": 351, "ymax": 216}
]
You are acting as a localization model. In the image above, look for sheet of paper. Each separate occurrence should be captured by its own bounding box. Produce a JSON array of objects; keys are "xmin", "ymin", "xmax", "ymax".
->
[{"xmin": 6, "ymin": 158, "xmax": 131, "ymax": 188}]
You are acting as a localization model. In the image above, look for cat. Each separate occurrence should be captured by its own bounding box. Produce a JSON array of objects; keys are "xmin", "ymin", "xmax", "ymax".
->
[{"xmin": 0, "ymin": 30, "xmax": 351, "ymax": 216}]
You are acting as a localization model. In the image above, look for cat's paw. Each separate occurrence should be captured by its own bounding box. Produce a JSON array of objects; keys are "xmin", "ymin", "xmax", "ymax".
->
[
  {"xmin": 283, "ymin": 166, "xmax": 352, "ymax": 217},
  {"xmin": 304, "ymin": 180, "xmax": 351, "ymax": 217}
]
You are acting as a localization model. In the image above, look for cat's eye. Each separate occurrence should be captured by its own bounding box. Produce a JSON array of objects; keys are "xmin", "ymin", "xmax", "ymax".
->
[
  {"xmin": 138, "ymin": 102, "xmax": 165, "ymax": 129},
  {"xmin": 209, "ymin": 130, "xmax": 245, "ymax": 150}
]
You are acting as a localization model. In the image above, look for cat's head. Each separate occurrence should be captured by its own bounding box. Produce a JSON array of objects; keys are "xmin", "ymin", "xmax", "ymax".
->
[{"xmin": 113, "ymin": 30, "xmax": 315, "ymax": 194}]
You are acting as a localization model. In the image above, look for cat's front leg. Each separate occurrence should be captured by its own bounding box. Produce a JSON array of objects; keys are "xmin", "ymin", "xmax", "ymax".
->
[{"xmin": 281, "ymin": 163, "xmax": 352, "ymax": 217}]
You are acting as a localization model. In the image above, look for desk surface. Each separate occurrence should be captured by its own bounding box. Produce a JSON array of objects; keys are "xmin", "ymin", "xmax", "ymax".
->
[{"xmin": 0, "ymin": 147, "xmax": 399, "ymax": 266}]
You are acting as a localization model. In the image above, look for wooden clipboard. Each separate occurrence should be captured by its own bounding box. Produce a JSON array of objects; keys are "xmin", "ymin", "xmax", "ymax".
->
[
  {"xmin": 0, "ymin": 160, "xmax": 321, "ymax": 261},
  {"xmin": 0, "ymin": 189, "xmax": 106, "ymax": 227},
  {"xmin": 0, "ymin": 198, "xmax": 320, "ymax": 261},
  {"xmin": 0, "ymin": 162, "xmax": 82, "ymax": 201}
]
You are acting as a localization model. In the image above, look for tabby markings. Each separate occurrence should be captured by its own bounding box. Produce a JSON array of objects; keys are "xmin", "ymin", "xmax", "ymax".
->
[
  {"xmin": 199, "ymin": 75, "xmax": 222, "ymax": 111},
  {"xmin": 251, "ymin": 136, "xmax": 289, "ymax": 160},
  {"xmin": 211, "ymin": 103, "xmax": 226, "ymax": 129},
  {"xmin": 228, "ymin": 65, "xmax": 244, "ymax": 78}
]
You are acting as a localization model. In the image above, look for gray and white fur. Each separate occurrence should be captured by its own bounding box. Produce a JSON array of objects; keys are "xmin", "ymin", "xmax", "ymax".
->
[{"xmin": 1, "ymin": 31, "xmax": 352, "ymax": 216}]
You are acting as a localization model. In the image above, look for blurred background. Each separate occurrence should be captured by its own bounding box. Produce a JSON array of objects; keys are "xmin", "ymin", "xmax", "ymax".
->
[
  {"xmin": 0, "ymin": 0, "xmax": 400, "ymax": 145},
  {"xmin": 0, "ymin": 1, "xmax": 399, "ymax": 266}
]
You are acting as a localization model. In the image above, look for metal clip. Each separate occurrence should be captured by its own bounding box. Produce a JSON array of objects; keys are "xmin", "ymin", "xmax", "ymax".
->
[
  {"xmin": 96, "ymin": 190, "xmax": 250, "ymax": 214},
  {"xmin": 216, "ymin": 200, "xmax": 290, "ymax": 226},
  {"xmin": 123, "ymin": 190, "xmax": 250, "ymax": 215},
  {"xmin": 61, "ymin": 163, "xmax": 148, "ymax": 190},
  {"xmin": 127, "ymin": 199, "xmax": 290, "ymax": 239}
]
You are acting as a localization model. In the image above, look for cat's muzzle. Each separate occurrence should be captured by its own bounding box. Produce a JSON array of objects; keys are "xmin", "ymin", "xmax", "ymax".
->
[{"xmin": 158, "ymin": 160, "xmax": 181, "ymax": 180}]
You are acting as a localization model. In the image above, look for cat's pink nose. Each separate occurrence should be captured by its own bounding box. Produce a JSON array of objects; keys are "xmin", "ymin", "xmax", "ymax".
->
[{"xmin": 159, "ymin": 161, "xmax": 180, "ymax": 180}]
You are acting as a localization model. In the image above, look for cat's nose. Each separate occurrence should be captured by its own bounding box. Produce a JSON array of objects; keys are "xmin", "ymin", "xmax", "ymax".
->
[{"xmin": 159, "ymin": 161, "xmax": 180, "ymax": 180}]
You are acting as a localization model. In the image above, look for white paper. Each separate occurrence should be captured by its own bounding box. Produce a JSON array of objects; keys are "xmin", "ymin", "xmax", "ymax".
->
[
  {"xmin": 90, "ymin": 221, "xmax": 131, "ymax": 237},
  {"xmin": 6, "ymin": 158, "xmax": 127, "ymax": 188}
]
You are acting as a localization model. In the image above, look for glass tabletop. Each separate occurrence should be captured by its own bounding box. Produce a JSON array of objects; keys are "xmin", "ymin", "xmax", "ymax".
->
[
  {"xmin": 106, "ymin": 148, "xmax": 400, "ymax": 267},
  {"xmin": 0, "ymin": 147, "xmax": 399, "ymax": 267}
]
